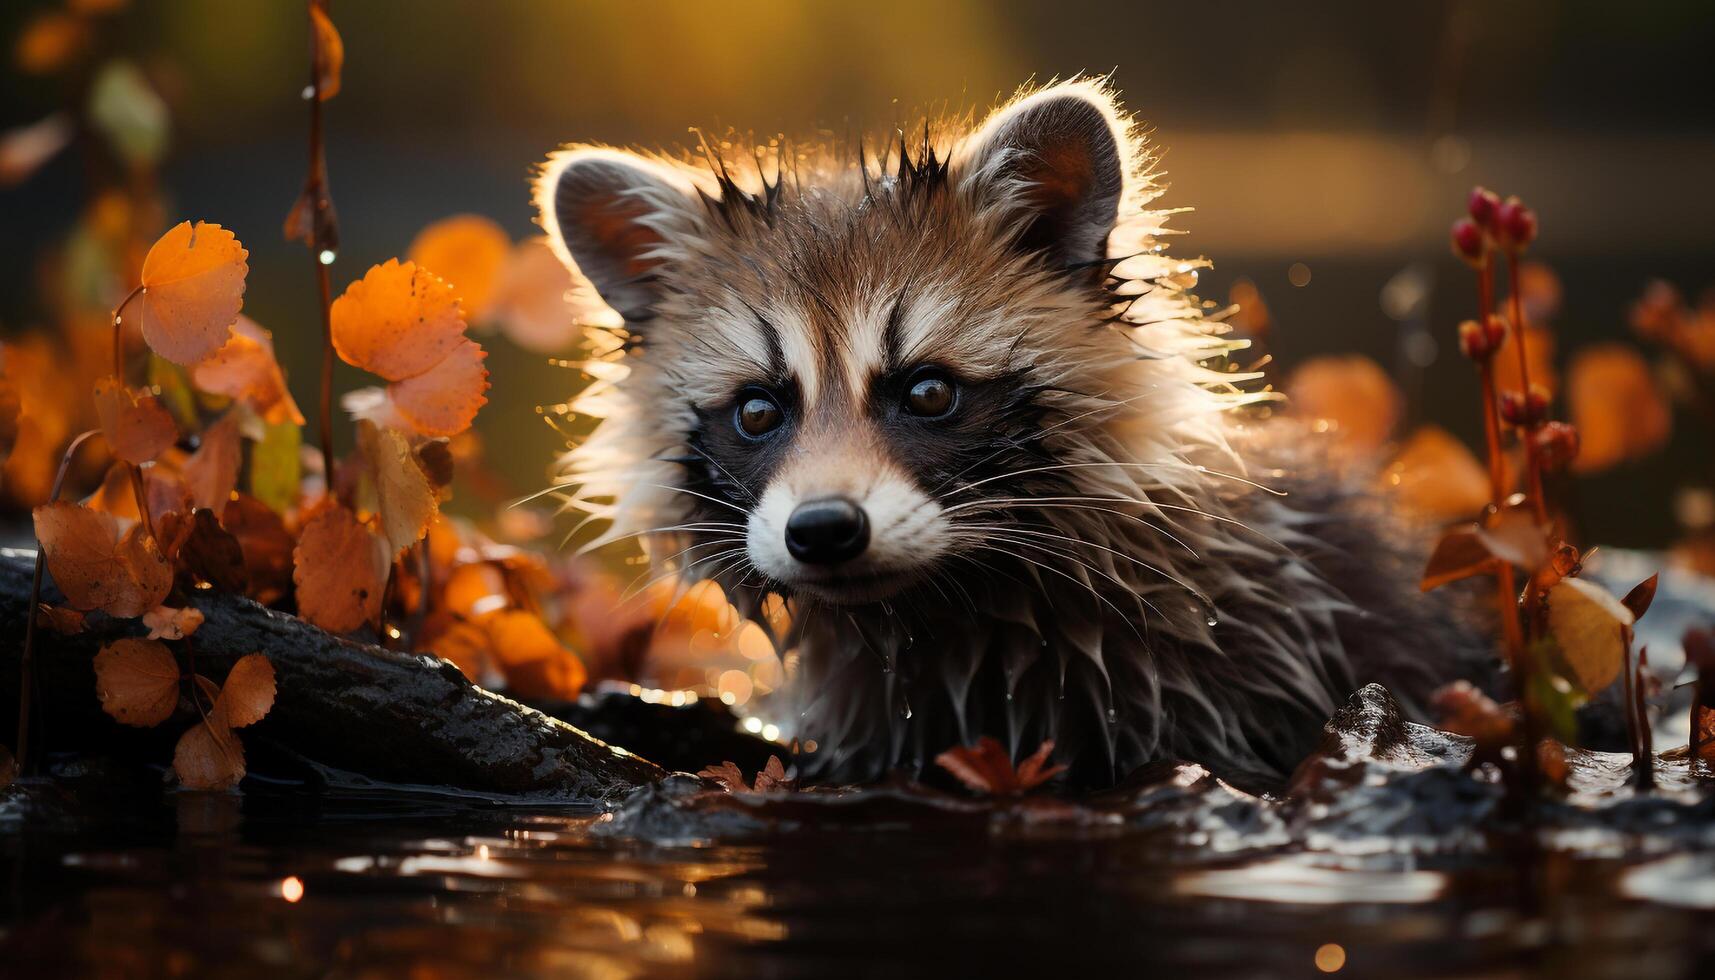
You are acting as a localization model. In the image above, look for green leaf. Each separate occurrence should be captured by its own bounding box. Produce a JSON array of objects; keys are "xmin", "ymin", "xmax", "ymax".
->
[
  {"xmin": 248, "ymin": 419, "xmax": 301, "ymax": 513},
  {"xmin": 1526, "ymin": 636, "xmax": 1581, "ymax": 744},
  {"xmin": 147, "ymin": 355, "xmax": 199, "ymax": 431},
  {"xmin": 86, "ymin": 61, "xmax": 169, "ymax": 169}
]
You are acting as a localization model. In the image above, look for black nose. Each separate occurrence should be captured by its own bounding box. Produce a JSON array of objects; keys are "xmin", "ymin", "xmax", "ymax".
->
[{"xmin": 784, "ymin": 497, "xmax": 870, "ymax": 565}]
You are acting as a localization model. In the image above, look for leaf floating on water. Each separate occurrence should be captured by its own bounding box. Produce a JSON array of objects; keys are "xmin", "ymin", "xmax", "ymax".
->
[
  {"xmin": 32, "ymin": 501, "xmax": 172, "ymax": 617},
  {"xmin": 93, "ymin": 638, "xmax": 180, "ymax": 727},
  {"xmin": 92, "ymin": 375, "xmax": 176, "ymax": 464},
  {"xmin": 173, "ymin": 711, "xmax": 245, "ymax": 791},
  {"xmin": 1545, "ymin": 577, "xmax": 1634, "ymax": 696},
  {"xmin": 135, "ymin": 221, "xmax": 248, "ymax": 365},
  {"xmin": 292, "ymin": 504, "xmax": 388, "ymax": 633},
  {"xmin": 936, "ymin": 736, "xmax": 1065, "ymax": 796},
  {"xmin": 143, "ymin": 604, "xmax": 203, "ymax": 640}
]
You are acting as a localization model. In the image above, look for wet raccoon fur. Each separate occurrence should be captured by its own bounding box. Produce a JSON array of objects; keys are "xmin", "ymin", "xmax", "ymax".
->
[{"xmin": 535, "ymin": 80, "xmax": 1493, "ymax": 789}]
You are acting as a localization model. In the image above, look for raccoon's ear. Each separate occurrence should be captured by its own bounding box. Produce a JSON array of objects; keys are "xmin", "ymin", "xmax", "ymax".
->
[
  {"xmin": 535, "ymin": 148, "xmax": 701, "ymax": 321},
  {"xmin": 956, "ymin": 83, "xmax": 1129, "ymax": 270}
]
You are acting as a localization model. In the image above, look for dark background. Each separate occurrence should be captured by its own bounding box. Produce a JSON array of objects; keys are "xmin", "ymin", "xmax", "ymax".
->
[{"xmin": 3, "ymin": 0, "xmax": 1712, "ymax": 547}]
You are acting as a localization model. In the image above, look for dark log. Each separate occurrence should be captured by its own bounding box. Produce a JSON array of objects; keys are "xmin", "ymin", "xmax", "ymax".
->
[{"xmin": 0, "ymin": 549, "xmax": 662, "ymax": 802}]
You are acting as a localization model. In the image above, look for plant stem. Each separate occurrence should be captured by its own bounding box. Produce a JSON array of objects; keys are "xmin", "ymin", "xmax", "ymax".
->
[
  {"xmin": 1474, "ymin": 257, "xmax": 1526, "ymax": 664},
  {"xmin": 1505, "ymin": 253, "xmax": 1549, "ymax": 525},
  {"xmin": 109, "ymin": 283, "xmax": 157, "ymax": 543},
  {"xmin": 16, "ymin": 429, "xmax": 99, "ymax": 774},
  {"xmin": 296, "ymin": 0, "xmax": 339, "ymax": 488}
]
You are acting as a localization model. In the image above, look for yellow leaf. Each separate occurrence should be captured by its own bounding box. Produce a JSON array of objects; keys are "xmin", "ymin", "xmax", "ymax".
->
[
  {"xmin": 356, "ymin": 420, "xmax": 437, "ymax": 557},
  {"xmin": 1546, "ymin": 577, "xmax": 1634, "ymax": 695}
]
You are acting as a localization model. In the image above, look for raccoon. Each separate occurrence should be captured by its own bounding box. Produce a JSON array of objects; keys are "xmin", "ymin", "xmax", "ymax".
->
[{"xmin": 535, "ymin": 80, "xmax": 1491, "ymax": 789}]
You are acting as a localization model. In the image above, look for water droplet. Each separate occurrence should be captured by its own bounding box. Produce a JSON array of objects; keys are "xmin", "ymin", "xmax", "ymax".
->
[
  {"xmin": 1106, "ymin": 708, "xmax": 1118, "ymax": 725},
  {"xmin": 300, "ymin": 85, "xmax": 315, "ymax": 100},
  {"xmin": 318, "ymin": 249, "xmax": 337, "ymax": 266},
  {"xmin": 1206, "ymin": 615, "xmax": 1219, "ymax": 628}
]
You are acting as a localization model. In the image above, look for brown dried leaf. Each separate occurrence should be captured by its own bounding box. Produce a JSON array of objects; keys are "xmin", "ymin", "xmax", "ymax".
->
[
  {"xmin": 93, "ymin": 375, "xmax": 176, "ymax": 464},
  {"xmin": 181, "ymin": 411, "xmax": 242, "ymax": 511},
  {"xmin": 356, "ymin": 420, "xmax": 437, "ymax": 557},
  {"xmin": 308, "ymin": 0, "xmax": 342, "ymax": 100},
  {"xmin": 217, "ymin": 654, "xmax": 275, "ymax": 728},
  {"xmin": 1420, "ymin": 527, "xmax": 1494, "ymax": 592},
  {"xmin": 697, "ymin": 760, "xmax": 748, "ymax": 793},
  {"xmin": 33, "ymin": 501, "xmax": 172, "ymax": 617},
  {"xmin": 35, "ymin": 603, "xmax": 85, "ymax": 634},
  {"xmin": 173, "ymin": 714, "xmax": 245, "ymax": 790},
  {"xmin": 1621, "ymin": 574, "xmax": 1660, "ymax": 623},
  {"xmin": 221, "ymin": 494, "xmax": 295, "ymax": 604},
  {"xmin": 292, "ymin": 504, "xmax": 388, "ymax": 633},
  {"xmin": 93, "ymin": 637, "xmax": 180, "ymax": 727},
  {"xmin": 935, "ymin": 736, "xmax": 1064, "ymax": 796},
  {"xmin": 179, "ymin": 508, "xmax": 248, "ymax": 593}
]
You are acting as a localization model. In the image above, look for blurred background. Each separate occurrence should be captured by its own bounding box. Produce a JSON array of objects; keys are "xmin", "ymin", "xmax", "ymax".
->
[{"xmin": 3, "ymin": 0, "xmax": 1713, "ymax": 550}]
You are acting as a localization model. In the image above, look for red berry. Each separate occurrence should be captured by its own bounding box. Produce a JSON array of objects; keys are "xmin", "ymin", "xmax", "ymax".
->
[
  {"xmin": 1499, "ymin": 386, "xmax": 1550, "ymax": 428},
  {"xmin": 1458, "ymin": 319, "xmax": 1489, "ymax": 360},
  {"xmin": 1533, "ymin": 421, "xmax": 1579, "ymax": 470},
  {"xmin": 1495, "ymin": 196, "xmax": 1538, "ymax": 252},
  {"xmin": 1483, "ymin": 313, "xmax": 1508, "ymax": 349},
  {"xmin": 1450, "ymin": 217, "xmax": 1486, "ymax": 265},
  {"xmin": 1468, "ymin": 187, "xmax": 1501, "ymax": 229}
]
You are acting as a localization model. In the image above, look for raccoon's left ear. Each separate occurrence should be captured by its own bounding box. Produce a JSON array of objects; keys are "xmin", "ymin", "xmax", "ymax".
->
[
  {"xmin": 956, "ymin": 82, "xmax": 1130, "ymax": 270},
  {"xmin": 535, "ymin": 147, "xmax": 702, "ymax": 322}
]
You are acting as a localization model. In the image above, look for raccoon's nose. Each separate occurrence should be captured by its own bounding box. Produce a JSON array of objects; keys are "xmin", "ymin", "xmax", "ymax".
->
[{"xmin": 784, "ymin": 497, "xmax": 870, "ymax": 565}]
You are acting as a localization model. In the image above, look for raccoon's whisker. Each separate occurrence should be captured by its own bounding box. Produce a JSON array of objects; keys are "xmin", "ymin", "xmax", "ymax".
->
[
  {"xmin": 941, "ymin": 493, "xmax": 1275, "ymax": 546},
  {"xmin": 616, "ymin": 537, "xmax": 748, "ymax": 600},
  {"xmin": 642, "ymin": 483, "xmax": 753, "ymax": 515},
  {"xmin": 941, "ymin": 497, "xmax": 1199, "ymax": 557},
  {"xmin": 942, "ymin": 461, "xmax": 1285, "ymax": 500},
  {"xmin": 970, "ymin": 522, "xmax": 1210, "ymax": 607},
  {"xmin": 964, "ymin": 542, "xmax": 1150, "ymax": 645},
  {"xmin": 573, "ymin": 522, "xmax": 746, "ymax": 557},
  {"xmin": 927, "ymin": 387, "xmax": 1147, "ymax": 495},
  {"xmin": 685, "ymin": 444, "xmax": 760, "ymax": 503},
  {"xmin": 621, "ymin": 546, "xmax": 749, "ymax": 603}
]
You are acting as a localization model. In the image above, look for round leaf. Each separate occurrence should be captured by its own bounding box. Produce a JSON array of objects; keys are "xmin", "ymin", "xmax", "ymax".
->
[
  {"xmin": 137, "ymin": 221, "xmax": 248, "ymax": 365},
  {"xmin": 1546, "ymin": 577, "xmax": 1635, "ymax": 695},
  {"xmin": 330, "ymin": 259, "xmax": 467, "ymax": 381},
  {"xmin": 93, "ymin": 638, "xmax": 180, "ymax": 727}
]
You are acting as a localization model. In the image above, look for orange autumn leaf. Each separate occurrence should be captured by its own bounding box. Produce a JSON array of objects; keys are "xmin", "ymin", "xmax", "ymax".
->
[
  {"xmin": 33, "ymin": 501, "xmax": 172, "ymax": 617},
  {"xmin": 1567, "ymin": 344, "xmax": 1671, "ymax": 473},
  {"xmin": 1285, "ymin": 354, "xmax": 1402, "ymax": 458},
  {"xmin": 308, "ymin": 0, "xmax": 343, "ymax": 100},
  {"xmin": 1492, "ymin": 320, "xmax": 1557, "ymax": 400},
  {"xmin": 935, "ymin": 737, "xmax": 1065, "ymax": 796},
  {"xmin": 217, "ymin": 653, "xmax": 276, "ymax": 728},
  {"xmin": 332, "ymin": 259, "xmax": 468, "ymax": 381},
  {"xmin": 93, "ymin": 376, "xmax": 176, "ymax": 464},
  {"xmin": 388, "ymin": 339, "xmax": 489, "ymax": 437},
  {"xmin": 425, "ymin": 616, "xmax": 494, "ymax": 681},
  {"xmin": 408, "ymin": 215, "xmax": 511, "ymax": 320},
  {"xmin": 293, "ymin": 504, "xmax": 388, "ymax": 633},
  {"xmin": 485, "ymin": 608, "xmax": 588, "ymax": 700},
  {"xmin": 93, "ymin": 638, "xmax": 180, "ymax": 727},
  {"xmin": 179, "ymin": 508, "xmax": 249, "ymax": 593},
  {"xmin": 135, "ymin": 221, "xmax": 249, "ymax": 365},
  {"xmin": 488, "ymin": 237, "xmax": 594, "ymax": 353},
  {"xmin": 331, "ymin": 260, "xmax": 490, "ymax": 436},
  {"xmin": 181, "ymin": 411, "xmax": 242, "ymax": 510},
  {"xmin": 191, "ymin": 317, "xmax": 305, "ymax": 425},
  {"xmin": 14, "ymin": 12, "xmax": 87, "ymax": 75},
  {"xmin": 173, "ymin": 713, "xmax": 245, "ymax": 791},
  {"xmin": 1383, "ymin": 425, "xmax": 1490, "ymax": 522},
  {"xmin": 143, "ymin": 605, "xmax": 204, "ymax": 640}
]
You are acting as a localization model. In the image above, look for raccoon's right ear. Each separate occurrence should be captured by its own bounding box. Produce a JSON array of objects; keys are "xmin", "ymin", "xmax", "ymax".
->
[{"xmin": 535, "ymin": 148, "xmax": 702, "ymax": 322}]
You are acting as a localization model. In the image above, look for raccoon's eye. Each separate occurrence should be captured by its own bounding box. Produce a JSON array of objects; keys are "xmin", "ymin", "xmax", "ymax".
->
[
  {"xmin": 904, "ymin": 369, "xmax": 957, "ymax": 418},
  {"xmin": 735, "ymin": 390, "xmax": 784, "ymax": 438}
]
